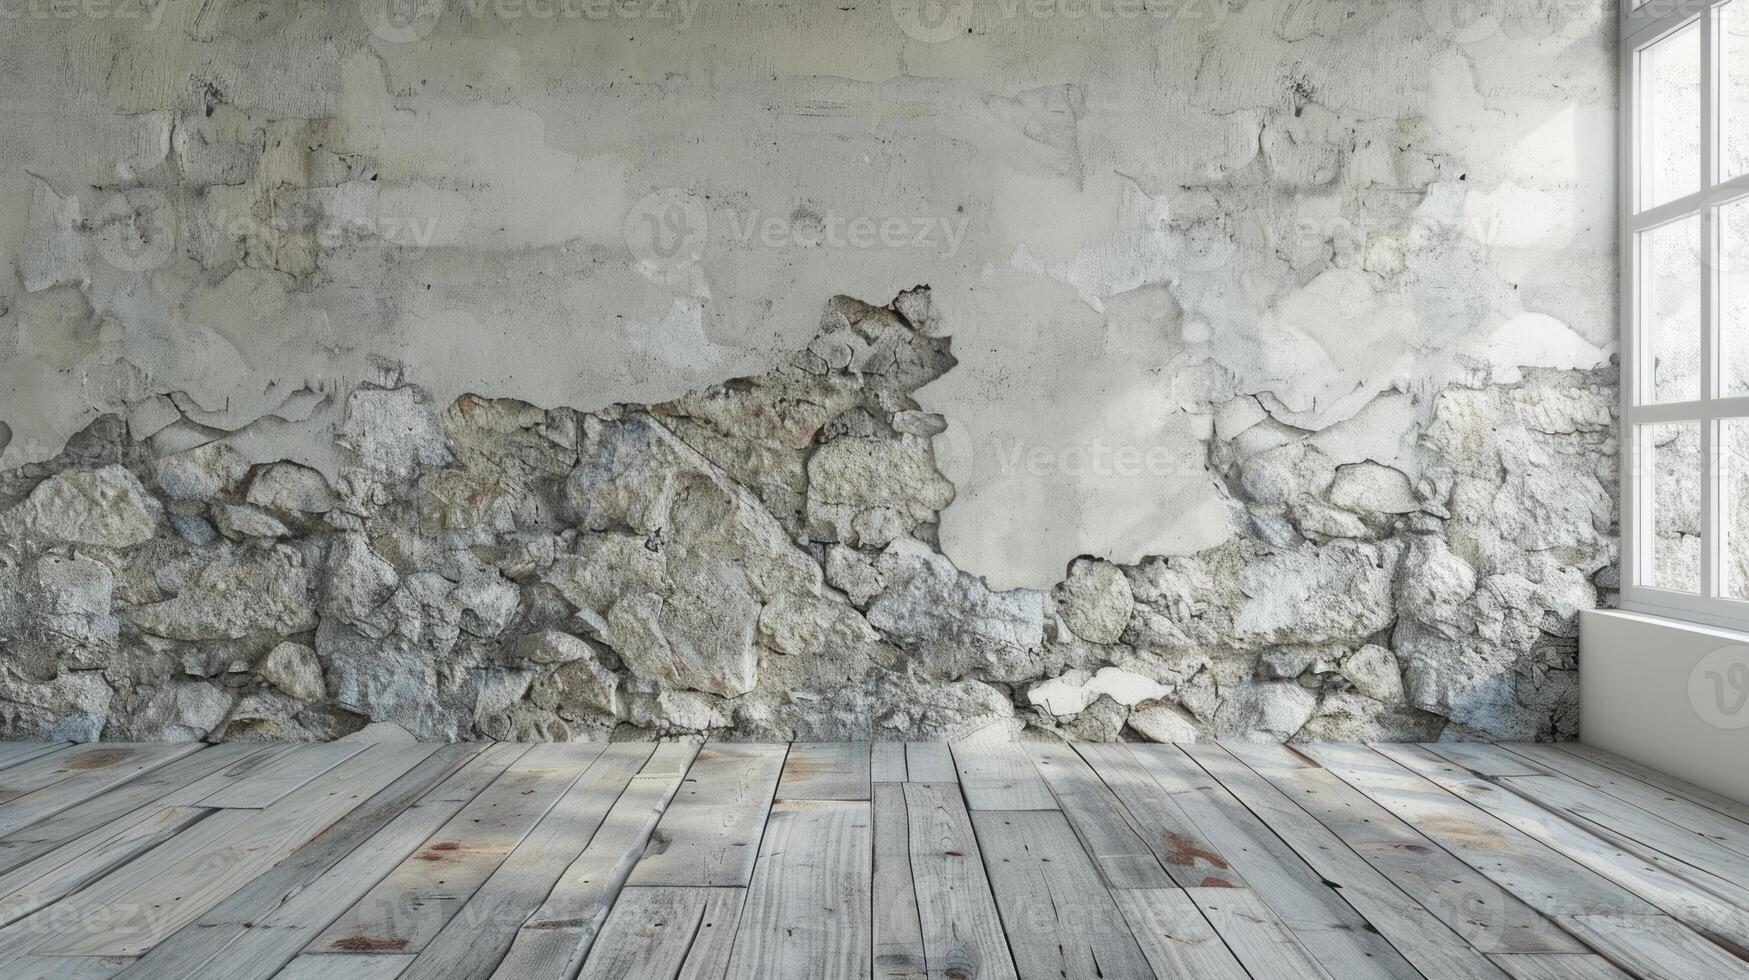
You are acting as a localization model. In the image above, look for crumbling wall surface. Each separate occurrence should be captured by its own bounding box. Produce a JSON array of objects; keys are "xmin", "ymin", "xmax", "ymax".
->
[
  {"xmin": 0, "ymin": 1, "xmax": 1617, "ymax": 741},
  {"xmin": 0, "ymin": 289, "xmax": 1613, "ymax": 743}
]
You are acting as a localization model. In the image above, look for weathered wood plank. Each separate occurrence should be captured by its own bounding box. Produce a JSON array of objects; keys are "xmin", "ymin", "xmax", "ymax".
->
[
  {"xmin": 724, "ymin": 800, "xmax": 872, "ymax": 980},
  {"xmin": 401, "ymin": 742, "xmax": 654, "ymax": 980},
  {"xmin": 274, "ymin": 952, "xmax": 414, "ymax": 980},
  {"xmin": 0, "ymin": 744, "xmax": 203, "ymax": 837},
  {"xmin": 1297, "ymin": 743, "xmax": 1657, "ymax": 918},
  {"xmin": 1074, "ymin": 741, "xmax": 1245, "ymax": 889},
  {"xmin": 971, "ymin": 809, "xmax": 1153, "ymax": 979},
  {"xmin": 2, "ymin": 745, "xmax": 251, "ymax": 873},
  {"xmin": 903, "ymin": 743, "xmax": 956, "ymax": 784},
  {"xmin": 152, "ymin": 745, "xmax": 293, "ymax": 806},
  {"xmin": 1418, "ymin": 743, "xmax": 1544, "ymax": 778},
  {"xmin": 902, "ymin": 782, "xmax": 1019, "ymax": 980},
  {"xmin": 1023, "ymin": 741, "xmax": 1171, "ymax": 889},
  {"xmin": 491, "ymin": 743, "xmax": 699, "ymax": 979},
  {"xmin": 1184, "ymin": 742, "xmax": 1510, "ymax": 979},
  {"xmin": 306, "ymin": 743, "xmax": 602, "ymax": 957},
  {"xmin": 1373, "ymin": 743, "xmax": 1749, "ymax": 949},
  {"xmin": 950, "ymin": 742, "xmax": 1055, "ymax": 811},
  {"xmin": 0, "ymin": 744, "xmax": 70, "ymax": 775},
  {"xmin": 37, "ymin": 743, "xmax": 445, "ymax": 958},
  {"xmin": 1111, "ymin": 888, "xmax": 1250, "ymax": 980},
  {"xmin": 575, "ymin": 887, "xmax": 743, "ymax": 980},
  {"xmin": 1222, "ymin": 740, "xmax": 1583, "ymax": 954},
  {"xmin": 1554, "ymin": 742, "xmax": 1749, "ymax": 827},
  {"xmin": 127, "ymin": 743, "xmax": 512, "ymax": 980},
  {"xmin": 0, "ymin": 805, "xmax": 209, "ymax": 927},
  {"xmin": 1492, "ymin": 771, "xmax": 1749, "ymax": 909},
  {"xmin": 870, "ymin": 743, "xmax": 907, "ymax": 784},
  {"xmin": 1489, "ymin": 953, "xmax": 1634, "ymax": 980},
  {"xmin": 0, "ymin": 808, "xmax": 255, "ymax": 972},
  {"xmin": 1559, "ymin": 912, "xmax": 1749, "ymax": 979},
  {"xmin": 1501, "ymin": 742, "xmax": 1749, "ymax": 861},
  {"xmin": 5, "ymin": 954, "xmax": 132, "ymax": 979},
  {"xmin": 776, "ymin": 743, "xmax": 870, "ymax": 802},
  {"xmin": 1188, "ymin": 886, "xmax": 1337, "ymax": 980},
  {"xmin": 1126, "ymin": 744, "xmax": 1419, "ymax": 979},
  {"xmin": 197, "ymin": 742, "xmax": 368, "ymax": 808},
  {"xmin": 628, "ymin": 743, "xmax": 787, "ymax": 888},
  {"xmin": 871, "ymin": 783, "xmax": 925, "ymax": 979}
]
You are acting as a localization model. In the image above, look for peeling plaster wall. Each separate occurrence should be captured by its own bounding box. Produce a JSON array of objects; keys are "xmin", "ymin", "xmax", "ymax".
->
[{"xmin": 0, "ymin": 0, "xmax": 1617, "ymax": 743}]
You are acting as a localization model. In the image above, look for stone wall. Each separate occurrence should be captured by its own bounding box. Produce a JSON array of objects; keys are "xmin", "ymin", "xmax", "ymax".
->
[
  {"xmin": 0, "ymin": 1, "xmax": 1618, "ymax": 741},
  {"xmin": 0, "ymin": 288, "xmax": 1615, "ymax": 743}
]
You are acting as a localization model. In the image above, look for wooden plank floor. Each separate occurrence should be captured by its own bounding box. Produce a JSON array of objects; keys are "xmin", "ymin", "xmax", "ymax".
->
[{"xmin": 0, "ymin": 741, "xmax": 1746, "ymax": 978}]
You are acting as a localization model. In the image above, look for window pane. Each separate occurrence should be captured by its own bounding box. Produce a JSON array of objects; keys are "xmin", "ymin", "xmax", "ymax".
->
[
  {"xmin": 1728, "ymin": 201, "xmax": 1749, "ymax": 396},
  {"xmin": 1728, "ymin": 2, "xmax": 1749, "ymax": 179},
  {"xmin": 1642, "ymin": 21, "xmax": 1702, "ymax": 209},
  {"xmin": 1725, "ymin": 420, "xmax": 1749, "ymax": 599},
  {"xmin": 1649, "ymin": 421, "xmax": 1702, "ymax": 594},
  {"xmin": 1644, "ymin": 215, "xmax": 1704, "ymax": 403}
]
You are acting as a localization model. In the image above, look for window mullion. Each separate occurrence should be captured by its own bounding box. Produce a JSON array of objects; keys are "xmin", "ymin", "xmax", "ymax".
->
[{"xmin": 1705, "ymin": 7, "xmax": 1722, "ymax": 601}]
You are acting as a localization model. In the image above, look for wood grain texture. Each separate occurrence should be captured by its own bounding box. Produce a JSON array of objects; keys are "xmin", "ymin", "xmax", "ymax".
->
[
  {"xmin": 628, "ymin": 743, "xmax": 786, "ymax": 888},
  {"xmin": 970, "ymin": 809, "xmax": 1153, "ymax": 980},
  {"xmin": 1553, "ymin": 742, "xmax": 1749, "ymax": 827},
  {"xmin": 1023, "ymin": 741, "xmax": 1171, "ymax": 889},
  {"xmin": 950, "ymin": 742, "xmax": 1056, "ymax": 811},
  {"xmin": 1126, "ymin": 744, "xmax": 1419, "ymax": 979},
  {"xmin": 401, "ymin": 742, "xmax": 653, "ymax": 980},
  {"xmin": 871, "ymin": 783, "xmax": 924, "ymax": 979},
  {"xmin": 0, "ymin": 744, "xmax": 70, "ymax": 776},
  {"xmin": 903, "ymin": 743, "xmax": 956, "ymax": 783},
  {"xmin": 1375, "ymin": 743, "xmax": 1749, "ymax": 950},
  {"xmin": 1297, "ymin": 743, "xmax": 1657, "ymax": 918},
  {"xmin": 1489, "ymin": 953, "xmax": 1635, "ymax": 980},
  {"xmin": 113, "ymin": 742, "xmax": 495, "ymax": 980},
  {"xmin": 0, "ymin": 744, "xmax": 201, "ymax": 838},
  {"xmin": 576, "ymin": 887, "xmax": 743, "ymax": 980},
  {"xmin": 724, "ymin": 800, "xmax": 872, "ymax": 980},
  {"xmin": 38, "ymin": 743, "xmax": 444, "ymax": 957},
  {"xmin": 1073, "ymin": 742, "xmax": 1245, "ymax": 889},
  {"xmin": 1502, "ymin": 742, "xmax": 1749, "ymax": 859},
  {"xmin": 902, "ymin": 782, "xmax": 1018, "ymax": 980},
  {"xmin": 1190, "ymin": 886, "xmax": 1338, "ymax": 979},
  {"xmin": 870, "ymin": 743, "xmax": 907, "ymax": 784},
  {"xmin": 776, "ymin": 743, "xmax": 870, "ymax": 801},
  {"xmin": 492, "ymin": 744, "xmax": 698, "ymax": 980},
  {"xmin": 1559, "ymin": 912, "xmax": 1749, "ymax": 980},
  {"xmin": 1112, "ymin": 888, "xmax": 1250, "ymax": 980},
  {"xmin": 16, "ymin": 739, "xmax": 1749, "ymax": 980},
  {"xmin": 196, "ymin": 742, "xmax": 367, "ymax": 808},
  {"xmin": 1221, "ymin": 740, "xmax": 1584, "ymax": 954},
  {"xmin": 307, "ymin": 743, "xmax": 601, "ymax": 957},
  {"xmin": 0, "ymin": 805, "xmax": 209, "ymax": 928},
  {"xmin": 1183, "ymin": 742, "xmax": 1511, "ymax": 979}
]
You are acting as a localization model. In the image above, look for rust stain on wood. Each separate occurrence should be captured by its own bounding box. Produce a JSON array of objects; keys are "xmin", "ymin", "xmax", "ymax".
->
[
  {"xmin": 331, "ymin": 936, "xmax": 410, "ymax": 951},
  {"xmin": 1162, "ymin": 832, "xmax": 1228, "ymax": 870},
  {"xmin": 65, "ymin": 748, "xmax": 134, "ymax": 770}
]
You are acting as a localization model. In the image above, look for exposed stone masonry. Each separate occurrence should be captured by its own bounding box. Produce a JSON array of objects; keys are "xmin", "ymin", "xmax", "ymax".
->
[{"xmin": 0, "ymin": 289, "xmax": 1615, "ymax": 743}]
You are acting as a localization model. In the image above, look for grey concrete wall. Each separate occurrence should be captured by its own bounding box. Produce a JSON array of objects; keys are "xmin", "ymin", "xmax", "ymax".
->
[{"xmin": 0, "ymin": 0, "xmax": 1617, "ymax": 742}]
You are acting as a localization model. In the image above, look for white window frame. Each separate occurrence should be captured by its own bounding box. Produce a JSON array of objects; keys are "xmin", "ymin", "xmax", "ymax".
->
[{"xmin": 1621, "ymin": 0, "xmax": 1749, "ymax": 629}]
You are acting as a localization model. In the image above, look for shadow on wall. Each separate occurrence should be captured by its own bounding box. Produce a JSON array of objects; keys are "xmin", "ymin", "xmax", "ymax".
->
[{"xmin": 0, "ymin": 290, "xmax": 1611, "ymax": 746}]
